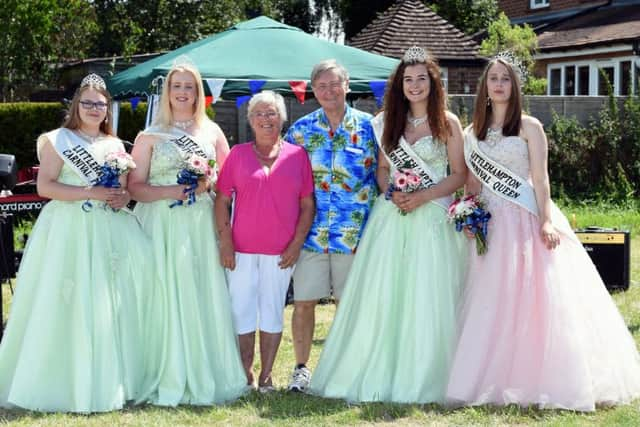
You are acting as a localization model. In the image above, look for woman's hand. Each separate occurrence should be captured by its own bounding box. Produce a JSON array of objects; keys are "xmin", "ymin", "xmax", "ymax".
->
[
  {"xmin": 540, "ymin": 220, "xmax": 560, "ymax": 250},
  {"xmin": 106, "ymin": 188, "xmax": 130, "ymax": 209},
  {"xmin": 195, "ymin": 177, "xmax": 210, "ymax": 195},
  {"xmin": 219, "ymin": 239, "xmax": 236, "ymax": 270},
  {"xmin": 391, "ymin": 190, "xmax": 429, "ymax": 214}
]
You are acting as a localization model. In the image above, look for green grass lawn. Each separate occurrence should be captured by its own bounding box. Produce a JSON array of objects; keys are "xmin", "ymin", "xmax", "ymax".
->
[{"xmin": 1, "ymin": 204, "xmax": 639, "ymax": 426}]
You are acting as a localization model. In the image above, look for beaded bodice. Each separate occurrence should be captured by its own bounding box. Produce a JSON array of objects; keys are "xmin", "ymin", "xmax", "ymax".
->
[
  {"xmin": 148, "ymin": 135, "xmax": 214, "ymax": 186},
  {"xmin": 393, "ymin": 135, "xmax": 449, "ymax": 179},
  {"xmin": 477, "ymin": 129, "xmax": 531, "ymax": 209}
]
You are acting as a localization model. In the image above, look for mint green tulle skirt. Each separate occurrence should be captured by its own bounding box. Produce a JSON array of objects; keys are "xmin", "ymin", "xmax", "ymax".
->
[
  {"xmin": 0, "ymin": 200, "xmax": 151, "ymax": 413},
  {"xmin": 134, "ymin": 196, "xmax": 247, "ymax": 406},
  {"xmin": 310, "ymin": 195, "xmax": 468, "ymax": 404}
]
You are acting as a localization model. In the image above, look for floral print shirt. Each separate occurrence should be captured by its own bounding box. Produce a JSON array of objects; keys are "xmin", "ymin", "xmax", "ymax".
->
[{"xmin": 284, "ymin": 105, "xmax": 378, "ymax": 254}]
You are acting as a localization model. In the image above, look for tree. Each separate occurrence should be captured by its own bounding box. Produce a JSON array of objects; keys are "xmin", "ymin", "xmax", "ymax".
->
[
  {"xmin": 479, "ymin": 12, "xmax": 546, "ymax": 94},
  {"xmin": 428, "ymin": 0, "xmax": 498, "ymax": 36},
  {"xmin": 0, "ymin": 0, "xmax": 97, "ymax": 101}
]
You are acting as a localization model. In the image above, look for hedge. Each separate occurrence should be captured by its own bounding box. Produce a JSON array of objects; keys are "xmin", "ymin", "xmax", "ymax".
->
[{"xmin": 0, "ymin": 102, "xmax": 147, "ymax": 169}]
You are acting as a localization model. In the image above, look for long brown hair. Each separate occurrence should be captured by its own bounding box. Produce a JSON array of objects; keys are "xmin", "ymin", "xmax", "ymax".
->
[
  {"xmin": 63, "ymin": 84, "xmax": 114, "ymax": 136},
  {"xmin": 472, "ymin": 58, "xmax": 522, "ymax": 140},
  {"xmin": 382, "ymin": 50, "xmax": 449, "ymax": 154}
]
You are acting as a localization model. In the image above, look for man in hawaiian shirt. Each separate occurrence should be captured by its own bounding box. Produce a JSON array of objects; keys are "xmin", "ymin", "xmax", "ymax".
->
[{"xmin": 284, "ymin": 59, "xmax": 377, "ymax": 393}]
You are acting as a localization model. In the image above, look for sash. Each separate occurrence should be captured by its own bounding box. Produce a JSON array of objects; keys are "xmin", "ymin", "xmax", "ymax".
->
[
  {"xmin": 47, "ymin": 128, "xmax": 103, "ymax": 186},
  {"xmin": 371, "ymin": 114, "xmax": 452, "ymax": 210},
  {"xmin": 143, "ymin": 126, "xmax": 208, "ymax": 159},
  {"xmin": 464, "ymin": 127, "xmax": 578, "ymax": 242}
]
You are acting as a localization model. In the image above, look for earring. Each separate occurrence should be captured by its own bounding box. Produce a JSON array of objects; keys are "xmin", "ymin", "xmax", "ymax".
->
[
  {"xmin": 104, "ymin": 117, "xmax": 108, "ymax": 123},
  {"xmin": 486, "ymin": 96, "xmax": 492, "ymax": 107}
]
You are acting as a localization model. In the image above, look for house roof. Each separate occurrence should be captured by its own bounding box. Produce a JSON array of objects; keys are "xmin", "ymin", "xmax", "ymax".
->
[
  {"xmin": 535, "ymin": 0, "xmax": 640, "ymax": 51},
  {"xmin": 348, "ymin": 0, "xmax": 482, "ymax": 62}
]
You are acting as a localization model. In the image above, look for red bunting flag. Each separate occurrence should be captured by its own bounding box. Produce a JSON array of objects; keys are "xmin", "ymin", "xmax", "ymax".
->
[
  {"xmin": 205, "ymin": 96, "xmax": 213, "ymax": 107},
  {"xmin": 288, "ymin": 81, "xmax": 307, "ymax": 104}
]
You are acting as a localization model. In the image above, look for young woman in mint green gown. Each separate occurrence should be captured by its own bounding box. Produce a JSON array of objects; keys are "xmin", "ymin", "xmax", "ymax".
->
[
  {"xmin": 0, "ymin": 75, "xmax": 150, "ymax": 413},
  {"xmin": 309, "ymin": 47, "xmax": 468, "ymax": 403},
  {"xmin": 128, "ymin": 62, "xmax": 247, "ymax": 406}
]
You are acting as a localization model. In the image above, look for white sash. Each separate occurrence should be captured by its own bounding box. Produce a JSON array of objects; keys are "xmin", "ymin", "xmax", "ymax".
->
[
  {"xmin": 371, "ymin": 114, "xmax": 452, "ymax": 210},
  {"xmin": 47, "ymin": 128, "xmax": 103, "ymax": 186},
  {"xmin": 143, "ymin": 126, "xmax": 208, "ymax": 158},
  {"xmin": 464, "ymin": 127, "xmax": 578, "ymax": 242}
]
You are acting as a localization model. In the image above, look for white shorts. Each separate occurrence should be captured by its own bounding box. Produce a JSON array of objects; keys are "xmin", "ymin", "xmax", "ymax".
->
[{"xmin": 226, "ymin": 252, "xmax": 293, "ymax": 334}]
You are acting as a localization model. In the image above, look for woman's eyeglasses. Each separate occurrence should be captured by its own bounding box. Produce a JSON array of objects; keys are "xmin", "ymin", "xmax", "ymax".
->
[
  {"xmin": 251, "ymin": 111, "xmax": 279, "ymax": 119},
  {"xmin": 79, "ymin": 100, "xmax": 109, "ymax": 111}
]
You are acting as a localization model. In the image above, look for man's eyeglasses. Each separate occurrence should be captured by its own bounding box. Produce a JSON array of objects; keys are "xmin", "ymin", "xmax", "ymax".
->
[
  {"xmin": 79, "ymin": 100, "xmax": 109, "ymax": 111},
  {"xmin": 313, "ymin": 81, "xmax": 344, "ymax": 92},
  {"xmin": 251, "ymin": 111, "xmax": 279, "ymax": 119}
]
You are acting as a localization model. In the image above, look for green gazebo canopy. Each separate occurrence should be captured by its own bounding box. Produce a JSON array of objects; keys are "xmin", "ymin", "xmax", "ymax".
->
[{"xmin": 107, "ymin": 16, "xmax": 398, "ymax": 99}]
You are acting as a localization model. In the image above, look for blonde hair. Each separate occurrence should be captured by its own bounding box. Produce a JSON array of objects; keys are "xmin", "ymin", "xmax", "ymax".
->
[
  {"xmin": 153, "ymin": 63, "xmax": 208, "ymax": 128},
  {"xmin": 63, "ymin": 84, "xmax": 114, "ymax": 136}
]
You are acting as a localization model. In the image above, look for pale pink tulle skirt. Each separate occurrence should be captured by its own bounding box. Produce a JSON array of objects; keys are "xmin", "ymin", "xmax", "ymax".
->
[{"xmin": 446, "ymin": 200, "xmax": 640, "ymax": 411}]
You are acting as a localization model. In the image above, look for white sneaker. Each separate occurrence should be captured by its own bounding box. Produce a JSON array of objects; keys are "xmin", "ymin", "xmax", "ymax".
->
[{"xmin": 287, "ymin": 366, "xmax": 311, "ymax": 392}]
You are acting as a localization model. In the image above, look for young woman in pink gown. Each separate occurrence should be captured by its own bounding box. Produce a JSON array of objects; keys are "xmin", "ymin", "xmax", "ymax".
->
[{"xmin": 446, "ymin": 55, "xmax": 640, "ymax": 411}]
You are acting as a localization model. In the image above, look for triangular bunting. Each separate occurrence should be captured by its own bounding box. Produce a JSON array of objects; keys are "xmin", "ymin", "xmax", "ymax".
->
[
  {"xmin": 130, "ymin": 96, "xmax": 140, "ymax": 111},
  {"xmin": 236, "ymin": 95, "xmax": 251, "ymax": 108},
  {"xmin": 288, "ymin": 81, "xmax": 307, "ymax": 104},
  {"xmin": 249, "ymin": 80, "xmax": 266, "ymax": 94},
  {"xmin": 205, "ymin": 96, "xmax": 213, "ymax": 107},
  {"xmin": 205, "ymin": 78, "xmax": 225, "ymax": 103},
  {"xmin": 369, "ymin": 80, "xmax": 387, "ymax": 108}
]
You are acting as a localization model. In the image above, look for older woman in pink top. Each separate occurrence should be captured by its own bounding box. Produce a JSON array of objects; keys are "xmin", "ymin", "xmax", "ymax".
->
[{"xmin": 215, "ymin": 90, "xmax": 315, "ymax": 393}]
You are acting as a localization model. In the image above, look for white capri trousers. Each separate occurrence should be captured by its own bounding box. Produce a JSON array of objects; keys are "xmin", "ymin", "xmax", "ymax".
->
[{"xmin": 226, "ymin": 252, "xmax": 293, "ymax": 334}]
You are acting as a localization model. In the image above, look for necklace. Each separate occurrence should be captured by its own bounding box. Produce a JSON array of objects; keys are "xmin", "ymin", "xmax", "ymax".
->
[
  {"xmin": 407, "ymin": 114, "xmax": 427, "ymax": 129},
  {"xmin": 173, "ymin": 118, "xmax": 194, "ymax": 130},
  {"xmin": 486, "ymin": 127, "xmax": 502, "ymax": 146},
  {"xmin": 76, "ymin": 128, "xmax": 101, "ymax": 143},
  {"xmin": 253, "ymin": 141, "xmax": 282, "ymax": 162}
]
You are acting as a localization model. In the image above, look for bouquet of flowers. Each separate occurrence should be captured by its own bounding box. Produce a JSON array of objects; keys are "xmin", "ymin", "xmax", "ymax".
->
[
  {"xmin": 384, "ymin": 167, "xmax": 421, "ymax": 216},
  {"xmin": 83, "ymin": 151, "xmax": 136, "ymax": 212},
  {"xmin": 447, "ymin": 195, "xmax": 492, "ymax": 255},
  {"xmin": 169, "ymin": 154, "xmax": 216, "ymax": 208}
]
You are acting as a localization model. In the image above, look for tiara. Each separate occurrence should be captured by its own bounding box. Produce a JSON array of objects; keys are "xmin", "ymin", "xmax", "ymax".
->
[
  {"xmin": 172, "ymin": 54, "xmax": 196, "ymax": 69},
  {"xmin": 493, "ymin": 51, "xmax": 528, "ymax": 84},
  {"xmin": 80, "ymin": 73, "xmax": 106, "ymax": 90},
  {"xmin": 403, "ymin": 46, "xmax": 427, "ymax": 63}
]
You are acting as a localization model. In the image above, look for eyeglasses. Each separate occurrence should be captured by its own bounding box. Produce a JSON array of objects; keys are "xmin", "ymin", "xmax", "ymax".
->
[
  {"xmin": 79, "ymin": 100, "xmax": 108, "ymax": 111},
  {"xmin": 251, "ymin": 111, "xmax": 279, "ymax": 119},
  {"xmin": 313, "ymin": 81, "xmax": 344, "ymax": 92}
]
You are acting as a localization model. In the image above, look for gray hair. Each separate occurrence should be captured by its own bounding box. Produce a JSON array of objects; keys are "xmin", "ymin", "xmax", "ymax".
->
[
  {"xmin": 247, "ymin": 90, "xmax": 287, "ymax": 122},
  {"xmin": 311, "ymin": 59, "xmax": 349, "ymax": 85}
]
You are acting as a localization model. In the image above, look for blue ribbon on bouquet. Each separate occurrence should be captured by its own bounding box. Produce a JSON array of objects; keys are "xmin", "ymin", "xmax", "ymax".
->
[
  {"xmin": 455, "ymin": 207, "xmax": 492, "ymax": 238},
  {"xmin": 82, "ymin": 164, "xmax": 121, "ymax": 212},
  {"xmin": 169, "ymin": 168, "xmax": 200, "ymax": 208}
]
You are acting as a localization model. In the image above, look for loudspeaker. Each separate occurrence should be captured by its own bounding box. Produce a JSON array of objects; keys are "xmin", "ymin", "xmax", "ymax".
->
[
  {"xmin": 575, "ymin": 228, "xmax": 630, "ymax": 292},
  {"xmin": 0, "ymin": 154, "xmax": 17, "ymax": 191}
]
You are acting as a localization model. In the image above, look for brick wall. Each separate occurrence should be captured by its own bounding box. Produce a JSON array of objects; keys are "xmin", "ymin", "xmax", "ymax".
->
[{"xmin": 498, "ymin": 0, "xmax": 595, "ymax": 19}]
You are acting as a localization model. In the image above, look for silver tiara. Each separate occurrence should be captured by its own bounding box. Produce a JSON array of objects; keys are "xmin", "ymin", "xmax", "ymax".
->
[
  {"xmin": 493, "ymin": 51, "xmax": 528, "ymax": 84},
  {"xmin": 403, "ymin": 46, "xmax": 427, "ymax": 63},
  {"xmin": 172, "ymin": 54, "xmax": 196, "ymax": 69},
  {"xmin": 80, "ymin": 73, "xmax": 106, "ymax": 90}
]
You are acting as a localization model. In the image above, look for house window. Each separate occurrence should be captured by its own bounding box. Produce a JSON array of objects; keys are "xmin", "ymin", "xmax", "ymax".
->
[
  {"xmin": 549, "ymin": 68, "xmax": 561, "ymax": 95},
  {"xmin": 578, "ymin": 66, "xmax": 590, "ymax": 95},
  {"xmin": 530, "ymin": 0, "xmax": 550, "ymax": 9},
  {"xmin": 441, "ymin": 68, "xmax": 448, "ymax": 92},
  {"xmin": 598, "ymin": 66, "xmax": 615, "ymax": 95},
  {"xmin": 565, "ymin": 66, "xmax": 575, "ymax": 95},
  {"xmin": 547, "ymin": 58, "xmax": 637, "ymax": 96},
  {"xmin": 621, "ymin": 61, "xmax": 632, "ymax": 95}
]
